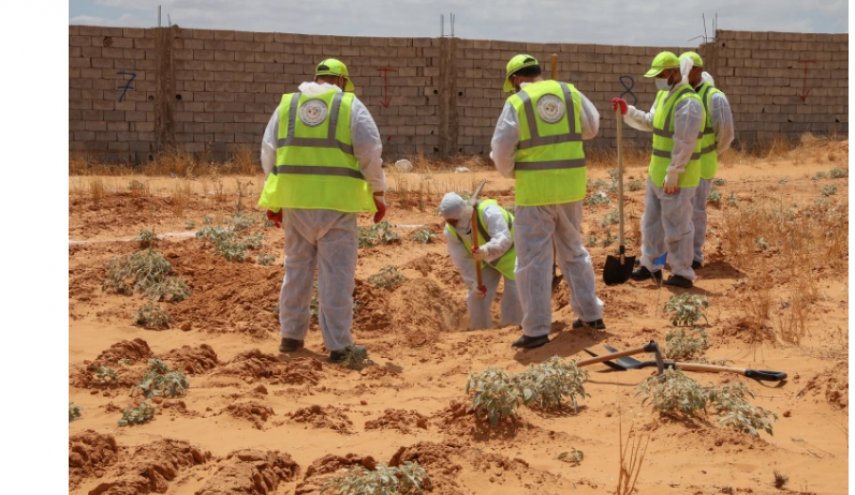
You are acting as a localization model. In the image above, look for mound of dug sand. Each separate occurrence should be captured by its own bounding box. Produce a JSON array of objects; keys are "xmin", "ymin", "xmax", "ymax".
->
[
  {"xmin": 196, "ymin": 449, "xmax": 299, "ymax": 495},
  {"xmin": 389, "ymin": 278, "xmax": 467, "ymax": 344}
]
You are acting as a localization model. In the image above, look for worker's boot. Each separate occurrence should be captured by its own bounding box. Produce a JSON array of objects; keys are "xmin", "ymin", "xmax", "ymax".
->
[
  {"xmin": 630, "ymin": 266, "xmax": 662, "ymax": 282},
  {"xmin": 572, "ymin": 318, "xmax": 606, "ymax": 330},
  {"xmin": 691, "ymin": 260, "xmax": 702, "ymax": 270},
  {"xmin": 663, "ymin": 274, "xmax": 693, "ymax": 289},
  {"xmin": 328, "ymin": 345, "xmax": 367, "ymax": 364},
  {"xmin": 511, "ymin": 334, "xmax": 550, "ymax": 349},
  {"xmin": 279, "ymin": 338, "xmax": 304, "ymax": 353}
]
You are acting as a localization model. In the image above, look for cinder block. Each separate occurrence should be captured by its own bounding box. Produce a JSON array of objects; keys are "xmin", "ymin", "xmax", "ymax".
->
[
  {"xmin": 214, "ymin": 30, "xmax": 236, "ymax": 41},
  {"xmin": 205, "ymin": 40, "xmax": 226, "ymax": 50},
  {"xmin": 194, "ymin": 49, "xmax": 214, "ymax": 61},
  {"xmin": 254, "ymin": 32, "xmax": 274, "ymax": 43},
  {"xmin": 214, "ymin": 50, "xmax": 236, "ymax": 62},
  {"xmin": 236, "ymin": 51, "xmax": 255, "ymax": 62},
  {"xmin": 225, "ymin": 41, "xmax": 246, "ymax": 51},
  {"xmin": 123, "ymin": 28, "xmax": 145, "ymax": 38},
  {"xmin": 235, "ymin": 31, "xmax": 254, "ymax": 42}
]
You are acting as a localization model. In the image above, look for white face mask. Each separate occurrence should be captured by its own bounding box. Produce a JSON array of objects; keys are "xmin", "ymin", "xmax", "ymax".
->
[
  {"xmin": 655, "ymin": 78, "xmax": 672, "ymax": 92},
  {"xmin": 519, "ymin": 82, "xmax": 531, "ymax": 88}
]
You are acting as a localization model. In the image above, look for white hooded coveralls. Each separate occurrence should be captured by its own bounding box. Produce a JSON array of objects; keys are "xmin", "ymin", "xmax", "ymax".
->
[{"xmin": 260, "ymin": 82, "xmax": 385, "ymax": 351}]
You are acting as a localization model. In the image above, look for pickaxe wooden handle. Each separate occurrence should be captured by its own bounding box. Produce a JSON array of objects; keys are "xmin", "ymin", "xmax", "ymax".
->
[{"xmin": 469, "ymin": 180, "xmax": 487, "ymax": 291}]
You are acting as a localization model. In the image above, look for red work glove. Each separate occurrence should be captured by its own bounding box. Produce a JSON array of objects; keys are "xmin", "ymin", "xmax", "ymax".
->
[
  {"xmin": 611, "ymin": 97, "xmax": 628, "ymax": 115},
  {"xmin": 373, "ymin": 194, "xmax": 387, "ymax": 224},
  {"xmin": 266, "ymin": 209, "xmax": 282, "ymax": 228},
  {"xmin": 472, "ymin": 285, "xmax": 487, "ymax": 300}
]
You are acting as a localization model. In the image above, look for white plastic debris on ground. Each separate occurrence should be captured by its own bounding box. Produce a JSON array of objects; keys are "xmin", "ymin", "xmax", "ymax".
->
[
  {"xmin": 454, "ymin": 167, "xmax": 471, "ymax": 173},
  {"xmin": 395, "ymin": 159, "xmax": 413, "ymax": 173}
]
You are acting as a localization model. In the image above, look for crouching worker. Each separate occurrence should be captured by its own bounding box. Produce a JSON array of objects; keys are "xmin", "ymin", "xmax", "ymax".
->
[{"xmin": 440, "ymin": 192, "xmax": 523, "ymax": 330}]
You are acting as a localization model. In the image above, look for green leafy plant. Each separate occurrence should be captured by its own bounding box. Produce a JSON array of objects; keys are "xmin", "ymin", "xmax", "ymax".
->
[
  {"xmin": 709, "ymin": 382, "xmax": 777, "ymax": 437},
  {"xmin": 829, "ymin": 167, "xmax": 848, "ymax": 179},
  {"xmin": 367, "ymin": 265, "xmax": 406, "ymax": 290},
  {"xmin": 337, "ymin": 345, "xmax": 375, "ymax": 371},
  {"xmin": 466, "ymin": 368, "xmax": 522, "ymax": 426},
  {"xmin": 728, "ymin": 193, "xmax": 739, "ymax": 207},
  {"xmin": 812, "ymin": 171, "xmax": 828, "ymax": 181},
  {"xmin": 227, "ymin": 212, "xmax": 255, "ymax": 231},
  {"xmin": 708, "ymin": 186, "xmax": 722, "ymax": 205},
  {"xmin": 589, "ymin": 178, "xmax": 609, "ymax": 190},
  {"xmin": 663, "ymin": 294, "xmax": 709, "ymax": 327},
  {"xmin": 411, "ymin": 226, "xmax": 436, "ymax": 244},
  {"xmin": 637, "ymin": 368, "xmax": 709, "ymax": 418},
  {"xmin": 320, "ymin": 461, "xmax": 430, "ymax": 495},
  {"xmin": 712, "ymin": 177, "xmax": 727, "ymax": 186},
  {"xmin": 184, "ymin": 221, "xmax": 195, "ymax": 229},
  {"xmin": 69, "ymin": 402, "xmax": 82, "ymax": 422},
  {"xmin": 102, "ymin": 250, "xmax": 190, "ymax": 302},
  {"xmin": 94, "ymin": 366, "xmax": 119, "ymax": 385},
  {"xmin": 513, "ymin": 357, "xmax": 590, "ymax": 413},
  {"xmin": 132, "ymin": 359, "xmax": 189, "ymax": 398},
  {"xmin": 584, "ymin": 192, "xmax": 610, "ymax": 206},
  {"xmin": 663, "ymin": 328, "xmax": 709, "ymax": 361},
  {"xmin": 257, "ymin": 253, "xmax": 276, "ymax": 266},
  {"xmin": 135, "ymin": 229, "xmax": 159, "ymax": 248},
  {"xmin": 627, "ymin": 179, "xmax": 644, "ymax": 192},
  {"xmin": 358, "ymin": 220, "xmax": 401, "ymax": 248},
  {"xmin": 118, "ymin": 401, "xmax": 156, "ymax": 426},
  {"xmin": 196, "ymin": 225, "xmax": 264, "ymax": 263},
  {"xmin": 128, "ymin": 179, "xmax": 148, "ymax": 196},
  {"xmin": 778, "ymin": 178, "xmax": 788, "ymax": 184},
  {"xmin": 601, "ymin": 209, "xmax": 620, "ymax": 228},
  {"xmin": 203, "ymin": 215, "xmax": 213, "ymax": 224},
  {"xmin": 601, "ymin": 230, "xmax": 616, "ymax": 248},
  {"xmin": 135, "ymin": 302, "xmax": 171, "ymax": 330},
  {"xmin": 585, "ymin": 235, "xmax": 598, "ymax": 248},
  {"xmin": 607, "ymin": 168, "xmax": 620, "ymax": 181},
  {"xmin": 557, "ymin": 448, "xmax": 584, "ymax": 466},
  {"xmin": 821, "ymin": 184, "xmax": 837, "ymax": 197}
]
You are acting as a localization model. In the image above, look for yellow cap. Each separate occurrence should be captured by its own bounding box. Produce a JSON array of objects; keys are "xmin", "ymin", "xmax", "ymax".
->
[
  {"xmin": 679, "ymin": 51, "xmax": 704, "ymax": 68},
  {"xmin": 315, "ymin": 58, "xmax": 355, "ymax": 91},
  {"xmin": 644, "ymin": 51, "xmax": 680, "ymax": 78},
  {"xmin": 504, "ymin": 54, "xmax": 540, "ymax": 92}
]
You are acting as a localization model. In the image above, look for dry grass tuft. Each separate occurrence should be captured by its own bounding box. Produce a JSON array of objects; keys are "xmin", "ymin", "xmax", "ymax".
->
[
  {"xmin": 170, "ymin": 180, "xmax": 193, "ymax": 218},
  {"xmin": 615, "ymin": 405, "xmax": 651, "ymax": 495},
  {"xmin": 88, "ymin": 177, "xmax": 105, "ymax": 206}
]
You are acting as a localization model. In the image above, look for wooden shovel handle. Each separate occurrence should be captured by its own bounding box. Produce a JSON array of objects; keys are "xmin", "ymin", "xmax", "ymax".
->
[
  {"xmin": 551, "ymin": 54, "xmax": 558, "ymax": 80},
  {"xmin": 577, "ymin": 345, "xmax": 648, "ymax": 367},
  {"xmin": 472, "ymin": 207, "xmax": 483, "ymax": 289},
  {"xmin": 674, "ymin": 363, "xmax": 787, "ymax": 381}
]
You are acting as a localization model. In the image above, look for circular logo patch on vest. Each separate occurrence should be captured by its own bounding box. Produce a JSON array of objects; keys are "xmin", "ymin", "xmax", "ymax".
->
[
  {"xmin": 299, "ymin": 99, "xmax": 328, "ymax": 127},
  {"xmin": 536, "ymin": 94, "xmax": 565, "ymax": 124}
]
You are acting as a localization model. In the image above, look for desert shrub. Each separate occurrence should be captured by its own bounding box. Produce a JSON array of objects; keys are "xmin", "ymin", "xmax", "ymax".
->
[
  {"xmin": 712, "ymin": 177, "xmax": 727, "ymax": 186},
  {"xmin": 102, "ymin": 250, "xmax": 190, "ymax": 302},
  {"xmin": 821, "ymin": 184, "xmax": 837, "ymax": 196},
  {"xmin": 257, "ymin": 253, "xmax": 276, "ymax": 266},
  {"xmin": 227, "ymin": 212, "xmax": 256, "ymax": 231},
  {"xmin": 601, "ymin": 209, "xmax": 620, "ymax": 228},
  {"xmin": 663, "ymin": 328, "xmax": 709, "ymax": 361},
  {"xmin": 663, "ymin": 294, "xmax": 709, "ymax": 327},
  {"xmin": 709, "ymin": 382, "xmax": 777, "ymax": 436},
  {"xmin": 135, "ymin": 229, "xmax": 159, "ymax": 248},
  {"xmin": 589, "ymin": 178, "xmax": 609, "ymax": 190},
  {"xmin": 184, "ymin": 221, "xmax": 195, "ymax": 229},
  {"xmin": 584, "ymin": 192, "xmax": 610, "ymax": 206},
  {"xmin": 367, "ymin": 265, "xmax": 405, "ymax": 289},
  {"xmin": 203, "ymin": 215, "xmax": 213, "ymax": 224},
  {"xmin": 94, "ymin": 366, "xmax": 119, "ymax": 385},
  {"xmin": 557, "ymin": 448, "xmax": 584, "ymax": 466},
  {"xmin": 585, "ymin": 235, "xmax": 598, "ymax": 247},
  {"xmin": 135, "ymin": 302, "xmax": 171, "ymax": 330},
  {"xmin": 411, "ymin": 226, "xmax": 436, "ymax": 244},
  {"xmin": 128, "ymin": 179, "xmax": 148, "ymax": 196},
  {"xmin": 195, "ymin": 225, "xmax": 264, "ymax": 263},
  {"xmin": 513, "ymin": 357, "xmax": 590, "ymax": 413},
  {"xmin": 812, "ymin": 171, "xmax": 828, "ymax": 180},
  {"xmin": 627, "ymin": 179, "xmax": 644, "ymax": 192},
  {"xmin": 118, "ymin": 401, "xmax": 156, "ymax": 426},
  {"xmin": 829, "ymin": 167, "xmax": 848, "ymax": 179},
  {"xmin": 467, "ymin": 368, "xmax": 522, "ymax": 426},
  {"xmin": 132, "ymin": 359, "xmax": 189, "ymax": 399},
  {"xmin": 728, "ymin": 193, "xmax": 739, "ymax": 207},
  {"xmin": 147, "ymin": 358, "xmax": 167, "ymax": 374},
  {"xmin": 336, "ymin": 345, "xmax": 374, "ymax": 371},
  {"xmin": 320, "ymin": 461, "xmax": 429, "ymax": 495},
  {"xmin": 358, "ymin": 220, "xmax": 401, "ymax": 248},
  {"xmin": 708, "ymin": 186, "xmax": 722, "ymax": 205},
  {"xmin": 637, "ymin": 369, "xmax": 709, "ymax": 418},
  {"xmin": 69, "ymin": 402, "xmax": 82, "ymax": 422}
]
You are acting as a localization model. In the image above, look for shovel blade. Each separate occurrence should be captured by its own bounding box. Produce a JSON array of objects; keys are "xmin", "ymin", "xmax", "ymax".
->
[
  {"xmin": 603, "ymin": 344, "xmax": 645, "ymax": 369},
  {"xmin": 603, "ymin": 253, "xmax": 636, "ymax": 285}
]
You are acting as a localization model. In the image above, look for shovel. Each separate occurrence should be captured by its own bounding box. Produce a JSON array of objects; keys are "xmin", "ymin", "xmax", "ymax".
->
[
  {"xmin": 549, "ymin": 53, "xmax": 564, "ymax": 294},
  {"xmin": 469, "ymin": 180, "xmax": 488, "ymax": 293},
  {"xmin": 584, "ymin": 344, "xmax": 787, "ymax": 382},
  {"xmin": 577, "ymin": 340, "xmax": 665, "ymax": 375},
  {"xmin": 603, "ymin": 107, "xmax": 635, "ymax": 285}
]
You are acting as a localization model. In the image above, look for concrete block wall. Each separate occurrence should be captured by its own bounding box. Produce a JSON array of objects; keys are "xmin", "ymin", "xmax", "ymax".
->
[{"xmin": 69, "ymin": 26, "xmax": 848, "ymax": 163}]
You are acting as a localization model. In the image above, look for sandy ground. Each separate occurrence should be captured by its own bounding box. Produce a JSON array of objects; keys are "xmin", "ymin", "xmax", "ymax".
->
[{"xmin": 69, "ymin": 144, "xmax": 848, "ymax": 495}]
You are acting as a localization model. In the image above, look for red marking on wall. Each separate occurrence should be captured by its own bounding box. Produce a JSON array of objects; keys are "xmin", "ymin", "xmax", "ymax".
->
[
  {"xmin": 797, "ymin": 60, "xmax": 816, "ymax": 103},
  {"xmin": 377, "ymin": 68, "xmax": 397, "ymax": 108}
]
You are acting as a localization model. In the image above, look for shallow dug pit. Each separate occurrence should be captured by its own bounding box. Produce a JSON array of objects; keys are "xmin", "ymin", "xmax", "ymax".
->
[{"xmin": 389, "ymin": 278, "xmax": 468, "ymax": 343}]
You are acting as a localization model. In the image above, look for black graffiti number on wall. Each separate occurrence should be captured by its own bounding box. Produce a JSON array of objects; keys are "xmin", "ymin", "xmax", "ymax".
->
[
  {"xmin": 619, "ymin": 75, "xmax": 637, "ymax": 106},
  {"xmin": 117, "ymin": 71, "xmax": 137, "ymax": 102}
]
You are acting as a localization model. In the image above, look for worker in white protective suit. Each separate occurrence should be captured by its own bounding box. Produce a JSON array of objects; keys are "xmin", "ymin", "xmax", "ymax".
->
[
  {"xmin": 439, "ymin": 192, "xmax": 523, "ymax": 330},
  {"xmin": 258, "ymin": 59, "xmax": 387, "ymax": 363},
  {"xmin": 490, "ymin": 54, "xmax": 605, "ymax": 349},
  {"xmin": 679, "ymin": 51, "xmax": 735, "ymax": 269},
  {"xmin": 612, "ymin": 51, "xmax": 706, "ymax": 289}
]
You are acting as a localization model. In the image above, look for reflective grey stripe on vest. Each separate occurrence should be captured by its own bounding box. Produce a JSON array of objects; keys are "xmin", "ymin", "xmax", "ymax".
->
[
  {"xmin": 276, "ymin": 92, "xmax": 354, "ymax": 155},
  {"xmin": 271, "ymin": 165, "xmax": 365, "ymax": 180},
  {"xmin": 517, "ymin": 82, "xmax": 581, "ymax": 150},
  {"xmin": 651, "ymin": 149, "xmax": 701, "ymax": 160},
  {"xmin": 699, "ymin": 143, "xmax": 716, "ymax": 155},
  {"xmin": 515, "ymin": 158, "xmax": 586, "ymax": 171},
  {"xmin": 474, "ymin": 201, "xmax": 514, "ymax": 269}
]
